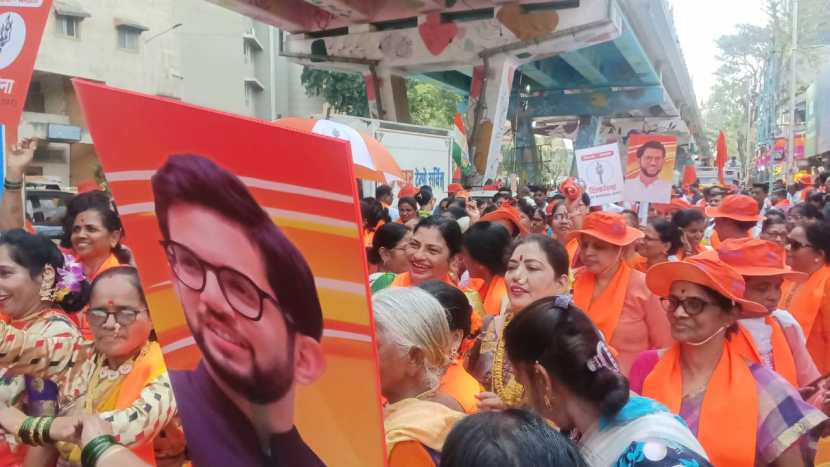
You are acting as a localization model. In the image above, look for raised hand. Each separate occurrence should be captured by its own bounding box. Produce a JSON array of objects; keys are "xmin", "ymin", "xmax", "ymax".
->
[{"xmin": 7, "ymin": 138, "xmax": 37, "ymax": 182}]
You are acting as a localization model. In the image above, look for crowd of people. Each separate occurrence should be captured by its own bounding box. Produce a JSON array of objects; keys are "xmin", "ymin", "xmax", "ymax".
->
[
  {"xmin": 364, "ymin": 174, "xmax": 830, "ymax": 466},
  {"xmin": 4, "ymin": 129, "xmax": 830, "ymax": 467}
]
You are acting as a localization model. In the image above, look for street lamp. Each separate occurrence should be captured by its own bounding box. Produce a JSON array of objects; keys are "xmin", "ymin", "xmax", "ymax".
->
[{"xmin": 145, "ymin": 22, "xmax": 182, "ymax": 44}]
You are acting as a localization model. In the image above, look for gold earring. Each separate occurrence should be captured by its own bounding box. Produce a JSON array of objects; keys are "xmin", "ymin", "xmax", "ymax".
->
[{"xmin": 39, "ymin": 266, "xmax": 56, "ymax": 302}]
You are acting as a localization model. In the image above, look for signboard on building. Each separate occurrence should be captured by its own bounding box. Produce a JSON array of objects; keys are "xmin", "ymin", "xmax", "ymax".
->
[{"xmin": 575, "ymin": 142, "xmax": 624, "ymax": 206}]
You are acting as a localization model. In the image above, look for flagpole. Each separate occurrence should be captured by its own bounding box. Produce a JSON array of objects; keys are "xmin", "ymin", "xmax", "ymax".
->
[{"xmin": 785, "ymin": 0, "xmax": 799, "ymax": 183}]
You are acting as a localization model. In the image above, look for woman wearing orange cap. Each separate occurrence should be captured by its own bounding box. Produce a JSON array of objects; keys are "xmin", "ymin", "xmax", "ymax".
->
[
  {"xmin": 629, "ymin": 255, "xmax": 827, "ymax": 467},
  {"xmin": 781, "ymin": 222, "xmax": 830, "ymax": 373},
  {"xmin": 570, "ymin": 212, "xmax": 672, "ymax": 374},
  {"xmin": 705, "ymin": 194, "xmax": 763, "ymax": 249},
  {"xmin": 466, "ymin": 235, "xmax": 570, "ymax": 411},
  {"xmin": 479, "ymin": 206, "xmax": 527, "ymax": 238},
  {"xmin": 716, "ymin": 238, "xmax": 819, "ymax": 387},
  {"xmin": 390, "ymin": 217, "xmax": 462, "ymax": 289}
]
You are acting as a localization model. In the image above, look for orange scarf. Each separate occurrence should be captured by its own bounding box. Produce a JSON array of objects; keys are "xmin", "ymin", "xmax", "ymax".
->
[
  {"xmin": 391, "ymin": 272, "xmax": 456, "ymax": 289},
  {"xmin": 116, "ymin": 342, "xmax": 167, "ymax": 465},
  {"xmin": 626, "ymin": 254, "xmax": 649, "ymax": 273},
  {"xmin": 573, "ymin": 263, "xmax": 632, "ymax": 342},
  {"xmin": 643, "ymin": 341, "xmax": 758, "ymax": 467},
  {"xmin": 89, "ymin": 254, "xmax": 121, "ymax": 281},
  {"xmin": 780, "ymin": 266, "xmax": 830, "ymax": 339},
  {"xmin": 438, "ymin": 360, "xmax": 482, "ymax": 414},
  {"xmin": 566, "ymin": 238, "xmax": 579, "ymax": 267},
  {"xmin": 733, "ymin": 320, "xmax": 798, "ymax": 387},
  {"xmin": 466, "ymin": 276, "xmax": 507, "ymax": 316},
  {"xmin": 710, "ymin": 230, "xmax": 722, "ymax": 249}
]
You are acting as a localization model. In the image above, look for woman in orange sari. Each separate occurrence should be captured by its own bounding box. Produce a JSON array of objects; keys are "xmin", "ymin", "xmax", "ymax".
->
[
  {"xmin": 390, "ymin": 217, "xmax": 462, "ymax": 289},
  {"xmin": 0, "ymin": 266, "xmax": 177, "ymax": 466},
  {"xmin": 781, "ymin": 222, "xmax": 830, "ymax": 373},
  {"xmin": 629, "ymin": 255, "xmax": 826, "ymax": 467},
  {"xmin": 460, "ymin": 221, "xmax": 511, "ymax": 317},
  {"xmin": 373, "ymin": 288, "xmax": 464, "ymax": 467},
  {"xmin": 570, "ymin": 212, "xmax": 672, "ymax": 374}
]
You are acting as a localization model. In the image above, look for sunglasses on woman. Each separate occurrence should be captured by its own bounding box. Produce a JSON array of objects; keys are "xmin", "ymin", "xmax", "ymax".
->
[
  {"xmin": 660, "ymin": 296, "xmax": 716, "ymax": 316},
  {"xmin": 88, "ymin": 307, "xmax": 146, "ymax": 327}
]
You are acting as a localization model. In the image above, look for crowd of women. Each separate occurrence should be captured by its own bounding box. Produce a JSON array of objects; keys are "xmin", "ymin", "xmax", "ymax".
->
[
  {"xmin": 365, "ymin": 175, "xmax": 830, "ymax": 466},
  {"xmin": 0, "ymin": 140, "xmax": 183, "ymax": 467}
]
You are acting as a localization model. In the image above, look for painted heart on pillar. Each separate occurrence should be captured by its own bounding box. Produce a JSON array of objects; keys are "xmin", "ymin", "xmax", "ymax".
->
[
  {"xmin": 496, "ymin": 4, "xmax": 559, "ymax": 42},
  {"xmin": 418, "ymin": 13, "xmax": 459, "ymax": 56}
]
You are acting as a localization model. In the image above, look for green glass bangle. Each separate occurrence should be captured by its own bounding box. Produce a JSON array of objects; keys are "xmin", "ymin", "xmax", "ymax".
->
[
  {"xmin": 31, "ymin": 417, "xmax": 44, "ymax": 445},
  {"xmin": 39, "ymin": 417, "xmax": 54, "ymax": 444},
  {"xmin": 18, "ymin": 417, "xmax": 36, "ymax": 445},
  {"xmin": 81, "ymin": 434, "xmax": 118, "ymax": 467}
]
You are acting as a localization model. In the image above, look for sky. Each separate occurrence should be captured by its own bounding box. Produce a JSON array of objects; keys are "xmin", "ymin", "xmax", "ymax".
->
[{"xmin": 670, "ymin": 0, "xmax": 769, "ymax": 104}]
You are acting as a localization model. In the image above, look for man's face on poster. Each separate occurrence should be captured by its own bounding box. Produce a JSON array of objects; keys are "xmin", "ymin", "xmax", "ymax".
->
[
  {"xmin": 166, "ymin": 202, "xmax": 296, "ymax": 404},
  {"xmin": 638, "ymin": 146, "xmax": 666, "ymax": 178}
]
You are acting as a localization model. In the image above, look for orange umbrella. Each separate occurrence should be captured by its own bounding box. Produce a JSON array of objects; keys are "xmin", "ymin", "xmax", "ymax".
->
[{"xmin": 274, "ymin": 117, "xmax": 402, "ymax": 183}]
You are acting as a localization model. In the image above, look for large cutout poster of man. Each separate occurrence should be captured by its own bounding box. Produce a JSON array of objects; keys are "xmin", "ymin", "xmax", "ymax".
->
[
  {"xmin": 624, "ymin": 134, "xmax": 677, "ymax": 203},
  {"xmin": 73, "ymin": 80, "xmax": 386, "ymax": 467}
]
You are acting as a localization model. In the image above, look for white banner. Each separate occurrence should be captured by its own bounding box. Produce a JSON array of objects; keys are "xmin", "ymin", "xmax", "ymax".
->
[{"xmin": 575, "ymin": 143, "xmax": 624, "ymax": 206}]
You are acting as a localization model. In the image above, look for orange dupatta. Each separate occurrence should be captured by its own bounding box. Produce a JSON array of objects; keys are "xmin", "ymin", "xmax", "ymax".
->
[
  {"xmin": 733, "ymin": 321, "xmax": 799, "ymax": 387},
  {"xmin": 642, "ymin": 341, "xmax": 758, "ymax": 467},
  {"xmin": 466, "ymin": 277, "xmax": 507, "ymax": 317},
  {"xmin": 780, "ymin": 266, "xmax": 830, "ymax": 340},
  {"xmin": 391, "ymin": 272, "xmax": 457, "ymax": 289},
  {"xmin": 565, "ymin": 238, "xmax": 579, "ymax": 266},
  {"xmin": 438, "ymin": 360, "xmax": 482, "ymax": 414},
  {"xmin": 572, "ymin": 263, "xmax": 632, "ymax": 342}
]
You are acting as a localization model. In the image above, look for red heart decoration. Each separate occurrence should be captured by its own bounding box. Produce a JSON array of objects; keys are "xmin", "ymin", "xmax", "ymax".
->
[{"xmin": 418, "ymin": 13, "xmax": 459, "ymax": 56}]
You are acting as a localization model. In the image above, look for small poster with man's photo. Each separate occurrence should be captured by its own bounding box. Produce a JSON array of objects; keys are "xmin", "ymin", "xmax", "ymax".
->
[{"xmin": 624, "ymin": 134, "xmax": 677, "ymax": 204}]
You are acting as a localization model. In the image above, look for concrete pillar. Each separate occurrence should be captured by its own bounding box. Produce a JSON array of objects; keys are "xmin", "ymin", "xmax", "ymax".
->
[
  {"xmin": 466, "ymin": 55, "xmax": 518, "ymax": 183},
  {"xmin": 364, "ymin": 68, "xmax": 410, "ymax": 122},
  {"xmin": 515, "ymin": 112, "xmax": 540, "ymax": 184}
]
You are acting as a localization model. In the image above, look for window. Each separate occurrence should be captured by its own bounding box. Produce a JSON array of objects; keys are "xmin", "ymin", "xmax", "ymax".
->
[
  {"xmin": 56, "ymin": 15, "xmax": 79, "ymax": 38},
  {"xmin": 244, "ymin": 82, "xmax": 252, "ymax": 107},
  {"xmin": 117, "ymin": 27, "xmax": 140, "ymax": 51}
]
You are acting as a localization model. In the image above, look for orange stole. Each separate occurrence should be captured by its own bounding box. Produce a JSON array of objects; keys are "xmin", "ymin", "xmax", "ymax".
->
[
  {"xmin": 388, "ymin": 441, "xmax": 437, "ymax": 467},
  {"xmin": 466, "ymin": 277, "xmax": 507, "ymax": 316},
  {"xmin": 733, "ymin": 321, "xmax": 799, "ymax": 387},
  {"xmin": 626, "ymin": 254, "xmax": 648, "ymax": 273},
  {"xmin": 438, "ymin": 360, "xmax": 481, "ymax": 414},
  {"xmin": 115, "ymin": 342, "xmax": 168, "ymax": 466},
  {"xmin": 710, "ymin": 230, "xmax": 721, "ymax": 249},
  {"xmin": 643, "ymin": 342, "xmax": 758, "ymax": 467},
  {"xmin": 573, "ymin": 263, "xmax": 632, "ymax": 342},
  {"xmin": 391, "ymin": 272, "xmax": 456, "ymax": 289},
  {"xmin": 565, "ymin": 238, "xmax": 579, "ymax": 266},
  {"xmin": 780, "ymin": 266, "xmax": 830, "ymax": 340}
]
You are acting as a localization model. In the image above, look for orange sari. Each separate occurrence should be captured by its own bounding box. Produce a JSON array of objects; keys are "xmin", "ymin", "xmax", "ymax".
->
[
  {"xmin": 573, "ymin": 263, "xmax": 632, "ymax": 342},
  {"xmin": 780, "ymin": 266, "xmax": 830, "ymax": 372},
  {"xmin": 643, "ymin": 341, "xmax": 758, "ymax": 467}
]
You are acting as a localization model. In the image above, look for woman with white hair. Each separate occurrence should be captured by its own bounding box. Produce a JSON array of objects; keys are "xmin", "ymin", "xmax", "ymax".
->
[{"xmin": 373, "ymin": 287, "xmax": 465, "ymax": 467}]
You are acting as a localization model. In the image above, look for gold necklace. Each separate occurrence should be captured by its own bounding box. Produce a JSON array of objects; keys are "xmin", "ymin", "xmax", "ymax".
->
[
  {"xmin": 492, "ymin": 315, "xmax": 524, "ymax": 406},
  {"xmin": 84, "ymin": 342, "xmax": 150, "ymax": 413}
]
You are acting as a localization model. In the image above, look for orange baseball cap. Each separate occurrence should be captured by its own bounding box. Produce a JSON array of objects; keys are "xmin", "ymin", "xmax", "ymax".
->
[
  {"xmin": 398, "ymin": 185, "xmax": 417, "ymax": 198},
  {"xmin": 716, "ymin": 238, "xmax": 807, "ymax": 281},
  {"xmin": 448, "ymin": 183, "xmax": 464, "ymax": 194},
  {"xmin": 646, "ymin": 252, "xmax": 768, "ymax": 318},
  {"xmin": 567, "ymin": 211, "xmax": 643, "ymax": 246},
  {"xmin": 480, "ymin": 206, "xmax": 528, "ymax": 236},
  {"xmin": 704, "ymin": 194, "xmax": 762, "ymax": 222}
]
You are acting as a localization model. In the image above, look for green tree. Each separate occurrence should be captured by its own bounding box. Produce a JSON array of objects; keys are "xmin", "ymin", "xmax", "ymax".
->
[
  {"xmin": 300, "ymin": 68, "xmax": 369, "ymax": 117},
  {"xmin": 301, "ymin": 68, "xmax": 461, "ymax": 128},
  {"xmin": 406, "ymin": 80, "xmax": 461, "ymax": 128}
]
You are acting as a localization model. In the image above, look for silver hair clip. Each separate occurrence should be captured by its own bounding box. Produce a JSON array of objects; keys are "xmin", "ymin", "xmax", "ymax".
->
[{"xmin": 586, "ymin": 341, "xmax": 620, "ymax": 373}]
